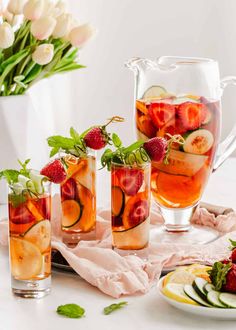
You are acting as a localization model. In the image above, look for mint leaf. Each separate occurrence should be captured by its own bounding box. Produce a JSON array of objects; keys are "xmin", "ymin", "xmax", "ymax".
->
[
  {"xmin": 112, "ymin": 133, "xmax": 122, "ymax": 148},
  {"xmin": 47, "ymin": 135, "xmax": 75, "ymax": 150},
  {"xmin": 18, "ymin": 159, "xmax": 30, "ymax": 177},
  {"xmin": 0, "ymin": 170, "xmax": 20, "ymax": 184},
  {"xmin": 70, "ymin": 127, "xmax": 80, "ymax": 144},
  {"xmin": 103, "ymin": 302, "xmax": 128, "ymax": 315},
  {"xmin": 9, "ymin": 191, "xmax": 27, "ymax": 208},
  {"xmin": 229, "ymin": 239, "xmax": 236, "ymax": 250},
  {"xmin": 57, "ymin": 304, "xmax": 85, "ymax": 319},
  {"xmin": 50, "ymin": 146, "xmax": 60, "ymax": 157},
  {"xmin": 209, "ymin": 261, "xmax": 231, "ymax": 291}
]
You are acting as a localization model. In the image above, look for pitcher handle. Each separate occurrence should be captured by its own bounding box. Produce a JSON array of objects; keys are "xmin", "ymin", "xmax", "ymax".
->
[{"xmin": 213, "ymin": 76, "xmax": 236, "ymax": 171}]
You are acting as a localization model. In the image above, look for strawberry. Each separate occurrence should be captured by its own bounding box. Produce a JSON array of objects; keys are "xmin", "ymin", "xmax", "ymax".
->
[
  {"xmin": 9, "ymin": 204, "xmax": 35, "ymax": 224},
  {"xmin": 129, "ymin": 200, "xmax": 149, "ymax": 226},
  {"xmin": 229, "ymin": 239, "xmax": 236, "ymax": 263},
  {"xmin": 84, "ymin": 127, "xmax": 107, "ymax": 150},
  {"xmin": 148, "ymin": 102, "xmax": 175, "ymax": 128},
  {"xmin": 143, "ymin": 137, "xmax": 167, "ymax": 162},
  {"xmin": 40, "ymin": 159, "xmax": 66, "ymax": 184},
  {"xmin": 61, "ymin": 178, "xmax": 77, "ymax": 201},
  {"xmin": 177, "ymin": 102, "xmax": 207, "ymax": 130},
  {"xmin": 116, "ymin": 168, "xmax": 144, "ymax": 196},
  {"xmin": 209, "ymin": 261, "xmax": 236, "ymax": 293}
]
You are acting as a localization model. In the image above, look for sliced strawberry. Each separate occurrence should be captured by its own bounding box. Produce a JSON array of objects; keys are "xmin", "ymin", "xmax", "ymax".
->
[
  {"xmin": 37, "ymin": 196, "xmax": 51, "ymax": 220},
  {"xmin": 177, "ymin": 102, "xmax": 207, "ymax": 130},
  {"xmin": 116, "ymin": 168, "xmax": 144, "ymax": 196},
  {"xmin": 129, "ymin": 200, "xmax": 149, "ymax": 226},
  {"xmin": 137, "ymin": 115, "xmax": 156, "ymax": 138},
  {"xmin": 9, "ymin": 203, "xmax": 35, "ymax": 224},
  {"xmin": 148, "ymin": 102, "xmax": 175, "ymax": 128},
  {"xmin": 61, "ymin": 178, "xmax": 77, "ymax": 201}
]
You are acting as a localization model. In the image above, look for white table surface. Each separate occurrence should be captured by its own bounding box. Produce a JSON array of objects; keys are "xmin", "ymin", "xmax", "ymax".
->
[{"xmin": 1, "ymin": 158, "xmax": 236, "ymax": 330}]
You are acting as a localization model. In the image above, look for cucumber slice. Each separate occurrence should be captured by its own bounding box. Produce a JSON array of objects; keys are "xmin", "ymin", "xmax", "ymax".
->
[
  {"xmin": 61, "ymin": 199, "xmax": 82, "ymax": 228},
  {"xmin": 24, "ymin": 219, "xmax": 51, "ymax": 253},
  {"xmin": 219, "ymin": 293, "xmax": 236, "ymax": 308},
  {"xmin": 173, "ymin": 97, "xmax": 200, "ymax": 105},
  {"xmin": 11, "ymin": 182, "xmax": 25, "ymax": 195},
  {"xmin": 143, "ymin": 85, "xmax": 167, "ymax": 99},
  {"xmin": 18, "ymin": 175, "xmax": 35, "ymax": 191},
  {"xmin": 204, "ymin": 283, "xmax": 215, "ymax": 294},
  {"xmin": 183, "ymin": 129, "xmax": 214, "ymax": 155},
  {"xmin": 29, "ymin": 170, "xmax": 46, "ymax": 194},
  {"xmin": 152, "ymin": 149, "xmax": 207, "ymax": 177},
  {"xmin": 207, "ymin": 291, "xmax": 225, "ymax": 308},
  {"xmin": 193, "ymin": 278, "xmax": 208, "ymax": 299},
  {"xmin": 184, "ymin": 285, "xmax": 211, "ymax": 307}
]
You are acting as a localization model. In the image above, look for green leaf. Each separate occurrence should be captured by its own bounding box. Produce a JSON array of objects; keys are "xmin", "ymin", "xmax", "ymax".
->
[
  {"xmin": 103, "ymin": 302, "xmax": 128, "ymax": 315},
  {"xmin": 53, "ymin": 63, "xmax": 85, "ymax": 74},
  {"xmin": 47, "ymin": 135, "xmax": 75, "ymax": 150},
  {"xmin": 209, "ymin": 261, "xmax": 232, "ymax": 291},
  {"xmin": 56, "ymin": 304, "xmax": 85, "ymax": 319},
  {"xmin": 123, "ymin": 141, "xmax": 144, "ymax": 154},
  {"xmin": 112, "ymin": 133, "xmax": 122, "ymax": 148},
  {"xmin": 0, "ymin": 170, "xmax": 20, "ymax": 184},
  {"xmin": 70, "ymin": 127, "xmax": 80, "ymax": 144},
  {"xmin": 14, "ymin": 75, "xmax": 27, "ymax": 89},
  {"xmin": 50, "ymin": 146, "xmax": 60, "ymax": 157},
  {"xmin": 24, "ymin": 64, "xmax": 42, "ymax": 84},
  {"xmin": 9, "ymin": 191, "xmax": 27, "ymax": 208},
  {"xmin": 229, "ymin": 239, "xmax": 236, "ymax": 249}
]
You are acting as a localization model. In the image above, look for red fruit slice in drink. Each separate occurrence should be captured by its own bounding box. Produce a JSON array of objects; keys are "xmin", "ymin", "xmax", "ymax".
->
[
  {"xmin": 123, "ymin": 192, "xmax": 149, "ymax": 229},
  {"xmin": 148, "ymin": 102, "xmax": 175, "ymax": 128},
  {"xmin": 177, "ymin": 102, "xmax": 207, "ymax": 130},
  {"xmin": 137, "ymin": 115, "xmax": 156, "ymax": 138},
  {"xmin": 116, "ymin": 168, "xmax": 144, "ymax": 196},
  {"xmin": 61, "ymin": 178, "xmax": 77, "ymax": 200},
  {"xmin": 9, "ymin": 204, "xmax": 35, "ymax": 224},
  {"xmin": 37, "ymin": 197, "xmax": 51, "ymax": 220}
]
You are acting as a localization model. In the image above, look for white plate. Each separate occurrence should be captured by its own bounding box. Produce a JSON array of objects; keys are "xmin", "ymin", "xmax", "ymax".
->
[{"xmin": 158, "ymin": 276, "xmax": 236, "ymax": 320}]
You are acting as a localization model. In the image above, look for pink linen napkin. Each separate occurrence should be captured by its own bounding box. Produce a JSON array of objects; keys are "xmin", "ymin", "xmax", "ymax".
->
[{"xmin": 1, "ymin": 195, "xmax": 236, "ymax": 298}]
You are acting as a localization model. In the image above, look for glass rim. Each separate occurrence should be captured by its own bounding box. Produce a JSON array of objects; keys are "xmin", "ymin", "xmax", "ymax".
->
[
  {"xmin": 111, "ymin": 160, "xmax": 151, "ymax": 169},
  {"xmin": 157, "ymin": 56, "xmax": 217, "ymax": 66}
]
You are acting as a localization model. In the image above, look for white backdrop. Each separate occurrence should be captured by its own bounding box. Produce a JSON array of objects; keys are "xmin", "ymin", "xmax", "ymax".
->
[{"xmin": 30, "ymin": 0, "xmax": 236, "ymax": 154}]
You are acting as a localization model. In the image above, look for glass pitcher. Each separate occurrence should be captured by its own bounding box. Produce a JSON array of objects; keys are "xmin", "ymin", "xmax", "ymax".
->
[{"xmin": 126, "ymin": 56, "xmax": 236, "ymax": 243}]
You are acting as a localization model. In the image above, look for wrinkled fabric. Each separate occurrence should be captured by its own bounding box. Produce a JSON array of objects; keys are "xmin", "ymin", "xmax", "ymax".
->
[{"xmin": 1, "ymin": 195, "xmax": 236, "ymax": 298}]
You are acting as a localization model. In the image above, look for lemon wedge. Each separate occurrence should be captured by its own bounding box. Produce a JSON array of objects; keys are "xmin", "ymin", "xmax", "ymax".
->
[
  {"xmin": 163, "ymin": 270, "xmax": 196, "ymax": 286},
  {"xmin": 162, "ymin": 283, "xmax": 198, "ymax": 305}
]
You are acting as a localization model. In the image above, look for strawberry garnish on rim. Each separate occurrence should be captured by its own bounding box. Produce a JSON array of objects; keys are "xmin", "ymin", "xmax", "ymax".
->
[
  {"xmin": 143, "ymin": 137, "xmax": 167, "ymax": 162},
  {"xmin": 116, "ymin": 168, "xmax": 144, "ymax": 196},
  {"xmin": 148, "ymin": 102, "xmax": 175, "ymax": 128},
  {"xmin": 177, "ymin": 102, "xmax": 207, "ymax": 130},
  {"xmin": 40, "ymin": 159, "xmax": 66, "ymax": 184}
]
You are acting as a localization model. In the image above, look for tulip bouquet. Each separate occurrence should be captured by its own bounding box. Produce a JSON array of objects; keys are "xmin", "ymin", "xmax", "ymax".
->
[{"xmin": 0, "ymin": 0, "xmax": 95, "ymax": 96}]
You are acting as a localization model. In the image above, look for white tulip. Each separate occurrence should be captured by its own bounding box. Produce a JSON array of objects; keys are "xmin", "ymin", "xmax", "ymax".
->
[
  {"xmin": 2, "ymin": 9, "xmax": 14, "ymax": 24},
  {"xmin": 53, "ymin": 13, "xmax": 72, "ymax": 38},
  {"xmin": 23, "ymin": 0, "xmax": 44, "ymax": 21},
  {"xmin": 53, "ymin": 0, "xmax": 66, "ymax": 17},
  {"xmin": 32, "ymin": 43, "xmax": 54, "ymax": 65},
  {"xmin": 0, "ymin": 22, "xmax": 14, "ymax": 49},
  {"xmin": 31, "ymin": 16, "xmax": 56, "ymax": 40},
  {"xmin": 69, "ymin": 23, "xmax": 96, "ymax": 48},
  {"xmin": 0, "ymin": 0, "xmax": 5, "ymax": 14},
  {"xmin": 7, "ymin": 0, "xmax": 27, "ymax": 15}
]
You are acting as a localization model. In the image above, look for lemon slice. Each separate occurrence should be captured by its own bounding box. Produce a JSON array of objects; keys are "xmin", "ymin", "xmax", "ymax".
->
[
  {"xmin": 162, "ymin": 283, "xmax": 198, "ymax": 305},
  {"xmin": 24, "ymin": 220, "xmax": 51, "ymax": 253},
  {"xmin": 164, "ymin": 270, "xmax": 196, "ymax": 286},
  {"xmin": 10, "ymin": 237, "xmax": 42, "ymax": 280}
]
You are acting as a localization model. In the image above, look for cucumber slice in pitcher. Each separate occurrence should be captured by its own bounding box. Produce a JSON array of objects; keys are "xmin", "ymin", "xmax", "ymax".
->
[
  {"xmin": 207, "ymin": 291, "xmax": 225, "ymax": 308},
  {"xmin": 219, "ymin": 293, "xmax": 236, "ymax": 308},
  {"xmin": 184, "ymin": 285, "xmax": 211, "ymax": 307},
  {"xmin": 183, "ymin": 129, "xmax": 214, "ymax": 155},
  {"xmin": 143, "ymin": 85, "xmax": 167, "ymax": 99}
]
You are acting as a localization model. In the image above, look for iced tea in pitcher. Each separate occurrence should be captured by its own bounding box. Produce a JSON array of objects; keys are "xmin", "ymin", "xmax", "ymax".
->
[{"xmin": 136, "ymin": 89, "xmax": 221, "ymax": 208}]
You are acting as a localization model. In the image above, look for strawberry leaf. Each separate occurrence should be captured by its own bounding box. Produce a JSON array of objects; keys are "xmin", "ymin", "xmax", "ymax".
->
[{"xmin": 209, "ymin": 261, "xmax": 231, "ymax": 291}]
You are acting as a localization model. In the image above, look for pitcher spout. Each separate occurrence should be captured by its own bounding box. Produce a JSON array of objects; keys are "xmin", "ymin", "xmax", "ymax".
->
[{"xmin": 125, "ymin": 57, "xmax": 156, "ymax": 73}]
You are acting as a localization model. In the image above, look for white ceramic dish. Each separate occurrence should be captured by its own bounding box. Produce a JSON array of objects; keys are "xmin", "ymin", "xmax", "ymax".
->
[{"xmin": 158, "ymin": 276, "xmax": 236, "ymax": 320}]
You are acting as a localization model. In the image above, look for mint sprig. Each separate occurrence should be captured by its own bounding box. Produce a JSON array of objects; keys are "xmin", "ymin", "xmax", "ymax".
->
[
  {"xmin": 208, "ymin": 261, "xmax": 232, "ymax": 291},
  {"xmin": 0, "ymin": 159, "xmax": 31, "ymax": 184},
  {"xmin": 229, "ymin": 239, "xmax": 236, "ymax": 250},
  {"xmin": 103, "ymin": 301, "xmax": 128, "ymax": 315},
  {"xmin": 101, "ymin": 139, "xmax": 150, "ymax": 170},
  {"xmin": 57, "ymin": 304, "xmax": 85, "ymax": 319}
]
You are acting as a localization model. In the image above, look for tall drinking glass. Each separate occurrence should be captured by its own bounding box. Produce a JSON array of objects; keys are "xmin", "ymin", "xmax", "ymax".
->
[
  {"xmin": 60, "ymin": 151, "xmax": 96, "ymax": 246},
  {"xmin": 111, "ymin": 161, "xmax": 151, "ymax": 258},
  {"xmin": 9, "ymin": 182, "xmax": 51, "ymax": 298}
]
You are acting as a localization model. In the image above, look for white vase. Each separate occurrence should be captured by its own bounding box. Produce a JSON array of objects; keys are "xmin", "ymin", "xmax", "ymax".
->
[{"xmin": 0, "ymin": 94, "xmax": 50, "ymax": 204}]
